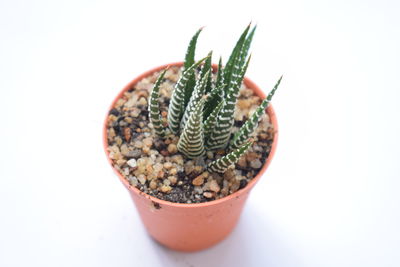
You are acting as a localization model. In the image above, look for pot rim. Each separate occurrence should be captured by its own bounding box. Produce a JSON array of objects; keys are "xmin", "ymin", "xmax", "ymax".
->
[{"xmin": 103, "ymin": 62, "xmax": 278, "ymax": 208}]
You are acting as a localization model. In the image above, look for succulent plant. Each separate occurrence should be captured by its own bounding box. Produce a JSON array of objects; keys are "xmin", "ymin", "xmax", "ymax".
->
[{"xmin": 148, "ymin": 24, "xmax": 282, "ymax": 173}]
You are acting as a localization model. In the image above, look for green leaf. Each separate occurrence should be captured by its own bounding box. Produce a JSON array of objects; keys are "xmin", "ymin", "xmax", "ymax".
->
[
  {"xmin": 207, "ymin": 142, "xmax": 252, "ymax": 173},
  {"xmin": 183, "ymin": 28, "xmax": 203, "ymax": 107},
  {"xmin": 168, "ymin": 56, "xmax": 209, "ymax": 134},
  {"xmin": 184, "ymin": 28, "xmax": 203, "ymax": 70},
  {"xmin": 148, "ymin": 69, "xmax": 167, "ymax": 137},
  {"xmin": 223, "ymin": 24, "xmax": 251, "ymax": 93},
  {"xmin": 200, "ymin": 51, "xmax": 213, "ymax": 93},
  {"xmin": 177, "ymin": 98, "xmax": 206, "ymax": 159},
  {"xmin": 204, "ymin": 99, "xmax": 224, "ymax": 140},
  {"xmin": 215, "ymin": 56, "xmax": 224, "ymax": 89},
  {"xmin": 229, "ymin": 76, "xmax": 282, "ymax": 150},
  {"xmin": 181, "ymin": 70, "xmax": 210, "ymax": 129},
  {"xmin": 206, "ymin": 56, "xmax": 252, "ymax": 150}
]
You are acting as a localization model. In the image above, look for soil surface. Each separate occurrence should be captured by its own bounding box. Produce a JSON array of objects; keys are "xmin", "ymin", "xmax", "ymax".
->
[{"xmin": 106, "ymin": 66, "xmax": 275, "ymax": 203}]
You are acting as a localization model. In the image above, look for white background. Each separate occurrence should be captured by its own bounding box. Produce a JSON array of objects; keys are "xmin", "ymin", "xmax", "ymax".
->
[{"xmin": 1, "ymin": 0, "xmax": 399, "ymax": 266}]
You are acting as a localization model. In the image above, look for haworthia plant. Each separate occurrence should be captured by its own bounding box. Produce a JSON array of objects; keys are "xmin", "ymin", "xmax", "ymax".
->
[{"xmin": 148, "ymin": 24, "xmax": 282, "ymax": 173}]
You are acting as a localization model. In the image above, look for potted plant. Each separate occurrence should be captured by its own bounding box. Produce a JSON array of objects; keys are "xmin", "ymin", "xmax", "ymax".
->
[{"xmin": 103, "ymin": 24, "xmax": 282, "ymax": 251}]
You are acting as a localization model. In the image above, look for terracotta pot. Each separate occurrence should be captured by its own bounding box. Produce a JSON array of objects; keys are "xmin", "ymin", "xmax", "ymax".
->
[{"xmin": 103, "ymin": 62, "xmax": 278, "ymax": 252}]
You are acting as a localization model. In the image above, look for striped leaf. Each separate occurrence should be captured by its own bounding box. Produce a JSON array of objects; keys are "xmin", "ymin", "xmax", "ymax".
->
[
  {"xmin": 203, "ymin": 83, "xmax": 224, "ymax": 119},
  {"xmin": 223, "ymin": 24, "xmax": 251, "ymax": 93},
  {"xmin": 204, "ymin": 99, "xmax": 224, "ymax": 140},
  {"xmin": 200, "ymin": 51, "xmax": 213, "ymax": 93},
  {"xmin": 183, "ymin": 28, "xmax": 203, "ymax": 106},
  {"xmin": 230, "ymin": 76, "xmax": 282, "ymax": 149},
  {"xmin": 184, "ymin": 28, "xmax": 203, "ymax": 70},
  {"xmin": 177, "ymin": 98, "xmax": 206, "ymax": 159},
  {"xmin": 205, "ymin": 56, "xmax": 251, "ymax": 150},
  {"xmin": 168, "ymin": 57, "xmax": 208, "ymax": 134},
  {"xmin": 207, "ymin": 142, "xmax": 252, "ymax": 173},
  {"xmin": 180, "ymin": 70, "xmax": 210, "ymax": 129},
  {"xmin": 215, "ymin": 56, "xmax": 224, "ymax": 89},
  {"xmin": 148, "ymin": 69, "xmax": 167, "ymax": 137},
  {"xmin": 238, "ymin": 25, "xmax": 256, "ymax": 67}
]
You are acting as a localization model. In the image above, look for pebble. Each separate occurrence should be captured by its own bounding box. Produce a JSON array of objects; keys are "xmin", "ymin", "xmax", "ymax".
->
[
  {"xmin": 125, "ymin": 98, "xmax": 136, "ymax": 108},
  {"xmin": 163, "ymin": 162, "xmax": 173, "ymax": 169},
  {"xmin": 142, "ymin": 146, "xmax": 150, "ymax": 154},
  {"xmin": 237, "ymin": 156, "xmax": 247, "ymax": 167},
  {"xmin": 124, "ymin": 149, "xmax": 141, "ymax": 158},
  {"xmin": 185, "ymin": 161, "xmax": 194, "ymax": 174},
  {"xmin": 108, "ymin": 128, "xmax": 116, "ymax": 139},
  {"xmin": 143, "ymin": 137, "xmax": 153, "ymax": 147},
  {"xmin": 160, "ymin": 150, "xmax": 169, "ymax": 156},
  {"xmin": 194, "ymin": 186, "xmax": 203, "ymax": 194},
  {"xmin": 138, "ymin": 175, "xmax": 146, "ymax": 185},
  {"xmin": 246, "ymin": 152, "xmax": 259, "ymax": 162},
  {"xmin": 203, "ymin": 192, "xmax": 213, "ymax": 198},
  {"xmin": 171, "ymin": 155, "xmax": 184, "ymax": 165},
  {"xmin": 167, "ymin": 143, "xmax": 178, "ymax": 154},
  {"xmin": 230, "ymin": 181, "xmax": 240, "ymax": 193},
  {"xmin": 237, "ymin": 99, "xmax": 252, "ymax": 109},
  {"xmin": 193, "ymin": 165, "xmax": 204, "ymax": 173},
  {"xmin": 130, "ymin": 108, "xmax": 141, "ymax": 118},
  {"xmin": 116, "ymin": 159, "xmax": 126, "ymax": 166},
  {"xmin": 149, "ymin": 180, "xmax": 157, "ymax": 190},
  {"xmin": 129, "ymin": 176, "xmax": 138, "ymax": 186},
  {"xmin": 134, "ymin": 140, "xmax": 143, "ymax": 148},
  {"xmin": 169, "ymin": 168, "xmax": 177, "ymax": 175},
  {"xmin": 161, "ymin": 185, "xmax": 172, "ymax": 193},
  {"xmin": 192, "ymin": 175, "xmax": 204, "ymax": 186},
  {"xmin": 115, "ymin": 136, "xmax": 123, "ymax": 146},
  {"xmin": 138, "ymin": 97, "xmax": 147, "ymax": 106},
  {"xmin": 250, "ymin": 159, "xmax": 262, "ymax": 169},
  {"xmin": 168, "ymin": 176, "xmax": 177, "ymax": 185},
  {"xmin": 120, "ymin": 144, "xmax": 129, "ymax": 155},
  {"xmin": 223, "ymin": 169, "xmax": 235, "ymax": 181},
  {"xmin": 209, "ymin": 180, "xmax": 221, "ymax": 193},
  {"xmin": 127, "ymin": 159, "xmax": 137, "ymax": 168}
]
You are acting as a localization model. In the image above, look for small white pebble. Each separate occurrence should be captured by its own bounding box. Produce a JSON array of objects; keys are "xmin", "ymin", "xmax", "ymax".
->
[{"xmin": 127, "ymin": 159, "xmax": 137, "ymax": 168}]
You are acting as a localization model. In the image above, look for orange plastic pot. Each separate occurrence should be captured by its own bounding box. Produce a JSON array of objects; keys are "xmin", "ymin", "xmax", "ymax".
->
[{"xmin": 103, "ymin": 62, "xmax": 278, "ymax": 252}]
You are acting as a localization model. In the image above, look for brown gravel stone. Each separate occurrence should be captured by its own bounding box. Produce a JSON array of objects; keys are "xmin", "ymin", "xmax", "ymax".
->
[
  {"xmin": 168, "ymin": 176, "xmax": 177, "ymax": 185},
  {"xmin": 163, "ymin": 162, "xmax": 173, "ymax": 169},
  {"xmin": 160, "ymin": 150, "xmax": 169, "ymax": 156},
  {"xmin": 237, "ymin": 156, "xmax": 247, "ymax": 167},
  {"xmin": 169, "ymin": 168, "xmax": 177, "ymax": 175},
  {"xmin": 161, "ymin": 185, "xmax": 172, "ymax": 193},
  {"xmin": 115, "ymin": 136, "xmax": 123, "ymax": 146},
  {"xmin": 192, "ymin": 175, "xmax": 205, "ymax": 186},
  {"xmin": 203, "ymin": 192, "xmax": 213, "ymax": 198},
  {"xmin": 209, "ymin": 180, "xmax": 221, "ymax": 193},
  {"xmin": 149, "ymin": 180, "xmax": 157, "ymax": 190},
  {"xmin": 167, "ymin": 143, "xmax": 178, "ymax": 154}
]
